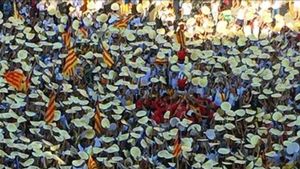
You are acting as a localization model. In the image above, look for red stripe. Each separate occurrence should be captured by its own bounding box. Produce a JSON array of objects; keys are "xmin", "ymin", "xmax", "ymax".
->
[
  {"xmin": 81, "ymin": 0, "xmax": 88, "ymax": 13},
  {"xmin": 94, "ymin": 112, "xmax": 101, "ymax": 133},
  {"xmin": 45, "ymin": 107, "xmax": 54, "ymax": 122},
  {"xmin": 45, "ymin": 93, "xmax": 56, "ymax": 123},
  {"xmin": 114, "ymin": 16, "xmax": 133, "ymax": 28},
  {"xmin": 62, "ymin": 32, "xmax": 71, "ymax": 49},
  {"xmin": 173, "ymin": 137, "xmax": 181, "ymax": 157},
  {"xmin": 88, "ymin": 156, "xmax": 97, "ymax": 169},
  {"xmin": 6, "ymin": 80, "xmax": 21, "ymax": 89},
  {"xmin": 180, "ymin": 31, "xmax": 185, "ymax": 46},
  {"xmin": 9, "ymin": 71, "xmax": 24, "ymax": 78},
  {"xmin": 46, "ymin": 102, "xmax": 55, "ymax": 116},
  {"xmin": 5, "ymin": 76, "xmax": 22, "ymax": 85},
  {"xmin": 117, "ymin": 24, "xmax": 127, "ymax": 28},
  {"xmin": 63, "ymin": 50, "xmax": 77, "ymax": 71},
  {"xmin": 5, "ymin": 76, "xmax": 23, "ymax": 89},
  {"xmin": 103, "ymin": 54, "xmax": 113, "ymax": 66},
  {"xmin": 103, "ymin": 57, "xmax": 113, "ymax": 67},
  {"xmin": 45, "ymin": 113, "xmax": 54, "ymax": 124},
  {"xmin": 103, "ymin": 50, "xmax": 114, "ymax": 65},
  {"xmin": 5, "ymin": 71, "xmax": 25, "ymax": 80},
  {"xmin": 65, "ymin": 51, "xmax": 76, "ymax": 64},
  {"xmin": 45, "ymin": 110, "xmax": 54, "ymax": 122},
  {"xmin": 155, "ymin": 59, "xmax": 167, "ymax": 65},
  {"xmin": 63, "ymin": 54, "xmax": 77, "ymax": 74},
  {"xmin": 46, "ymin": 94, "xmax": 56, "ymax": 111},
  {"xmin": 5, "ymin": 73, "xmax": 24, "ymax": 82},
  {"xmin": 94, "ymin": 106, "xmax": 102, "ymax": 133},
  {"xmin": 80, "ymin": 28, "xmax": 88, "ymax": 38},
  {"xmin": 176, "ymin": 31, "xmax": 185, "ymax": 47}
]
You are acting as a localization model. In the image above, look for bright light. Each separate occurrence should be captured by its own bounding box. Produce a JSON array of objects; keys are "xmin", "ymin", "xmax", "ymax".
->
[
  {"xmin": 295, "ymin": 1, "xmax": 300, "ymax": 10},
  {"xmin": 95, "ymin": 1, "xmax": 105, "ymax": 11}
]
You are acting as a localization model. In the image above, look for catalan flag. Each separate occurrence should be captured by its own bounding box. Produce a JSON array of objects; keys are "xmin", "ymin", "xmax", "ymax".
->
[
  {"xmin": 102, "ymin": 47, "xmax": 114, "ymax": 68},
  {"xmin": 80, "ymin": 0, "xmax": 88, "ymax": 13},
  {"xmin": 45, "ymin": 91, "xmax": 56, "ymax": 124},
  {"xmin": 81, "ymin": 0, "xmax": 88, "ymax": 14},
  {"xmin": 120, "ymin": 3, "xmax": 130, "ymax": 16},
  {"xmin": 4, "ymin": 70, "xmax": 28, "ymax": 92},
  {"xmin": 220, "ymin": 92, "xmax": 226, "ymax": 101},
  {"xmin": 176, "ymin": 29, "xmax": 186, "ymax": 47},
  {"xmin": 62, "ymin": 31, "xmax": 72, "ymax": 49},
  {"xmin": 94, "ymin": 105, "xmax": 102, "ymax": 134},
  {"xmin": 114, "ymin": 15, "xmax": 134, "ymax": 29},
  {"xmin": 87, "ymin": 155, "xmax": 98, "ymax": 169},
  {"xmin": 13, "ymin": 0, "xmax": 23, "ymax": 20},
  {"xmin": 173, "ymin": 136, "xmax": 181, "ymax": 158},
  {"xmin": 79, "ymin": 27, "xmax": 89, "ymax": 39},
  {"xmin": 155, "ymin": 58, "xmax": 168, "ymax": 65},
  {"xmin": 62, "ymin": 48, "xmax": 78, "ymax": 76}
]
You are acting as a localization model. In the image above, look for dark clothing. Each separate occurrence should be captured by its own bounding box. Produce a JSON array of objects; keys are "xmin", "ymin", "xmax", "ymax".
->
[{"xmin": 2, "ymin": 0, "xmax": 13, "ymax": 19}]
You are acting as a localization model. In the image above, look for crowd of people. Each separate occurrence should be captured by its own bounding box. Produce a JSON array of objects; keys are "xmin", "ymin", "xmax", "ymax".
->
[{"xmin": 0, "ymin": 0, "xmax": 300, "ymax": 168}]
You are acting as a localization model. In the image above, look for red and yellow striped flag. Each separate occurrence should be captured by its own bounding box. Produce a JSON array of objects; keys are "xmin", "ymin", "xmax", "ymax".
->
[
  {"xmin": 173, "ymin": 136, "xmax": 181, "ymax": 158},
  {"xmin": 81, "ymin": 0, "xmax": 88, "ymax": 14},
  {"xmin": 94, "ymin": 105, "xmax": 102, "ymax": 134},
  {"xmin": 4, "ymin": 70, "xmax": 28, "ymax": 92},
  {"xmin": 79, "ymin": 27, "xmax": 89, "ymax": 38},
  {"xmin": 45, "ymin": 91, "xmax": 56, "ymax": 124},
  {"xmin": 13, "ymin": 0, "xmax": 23, "ymax": 20},
  {"xmin": 220, "ymin": 92, "xmax": 226, "ymax": 101},
  {"xmin": 102, "ymin": 47, "xmax": 114, "ymax": 68},
  {"xmin": 62, "ymin": 48, "xmax": 78, "ymax": 76},
  {"xmin": 62, "ymin": 31, "xmax": 72, "ymax": 49},
  {"xmin": 120, "ymin": 3, "xmax": 130, "ymax": 16},
  {"xmin": 155, "ymin": 58, "xmax": 168, "ymax": 65},
  {"xmin": 87, "ymin": 155, "xmax": 98, "ymax": 169},
  {"xmin": 114, "ymin": 15, "xmax": 134, "ymax": 29},
  {"xmin": 176, "ymin": 30, "xmax": 186, "ymax": 47}
]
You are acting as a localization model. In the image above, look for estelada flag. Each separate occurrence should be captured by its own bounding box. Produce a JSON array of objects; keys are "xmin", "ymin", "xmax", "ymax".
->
[
  {"xmin": 62, "ymin": 48, "xmax": 78, "ymax": 76},
  {"xmin": 4, "ymin": 70, "xmax": 29, "ymax": 92},
  {"xmin": 114, "ymin": 15, "xmax": 134, "ymax": 29},
  {"xmin": 45, "ymin": 91, "xmax": 56, "ymax": 124},
  {"xmin": 94, "ymin": 104, "xmax": 102, "ymax": 134},
  {"xmin": 87, "ymin": 155, "xmax": 98, "ymax": 169},
  {"xmin": 102, "ymin": 47, "xmax": 114, "ymax": 68}
]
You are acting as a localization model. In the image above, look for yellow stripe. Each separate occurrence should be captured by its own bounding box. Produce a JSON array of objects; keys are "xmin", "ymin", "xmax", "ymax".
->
[
  {"xmin": 45, "ymin": 92, "xmax": 56, "ymax": 124},
  {"xmin": 94, "ymin": 107, "xmax": 102, "ymax": 134},
  {"xmin": 63, "ymin": 49, "xmax": 78, "ymax": 76},
  {"xmin": 88, "ymin": 156, "xmax": 97, "ymax": 169},
  {"xmin": 4, "ymin": 71, "xmax": 27, "ymax": 91},
  {"xmin": 103, "ymin": 49, "xmax": 114, "ymax": 67},
  {"xmin": 13, "ymin": 1, "xmax": 23, "ymax": 20}
]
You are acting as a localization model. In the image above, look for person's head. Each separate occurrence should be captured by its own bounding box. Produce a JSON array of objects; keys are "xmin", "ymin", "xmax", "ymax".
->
[{"xmin": 230, "ymin": 86, "xmax": 237, "ymax": 93}]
